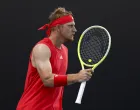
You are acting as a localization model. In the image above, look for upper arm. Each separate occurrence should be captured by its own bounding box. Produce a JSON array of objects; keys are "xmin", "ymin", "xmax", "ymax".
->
[{"xmin": 32, "ymin": 44, "xmax": 52, "ymax": 81}]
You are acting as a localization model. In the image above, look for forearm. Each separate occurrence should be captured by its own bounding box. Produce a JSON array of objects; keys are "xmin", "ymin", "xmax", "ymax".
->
[
  {"xmin": 43, "ymin": 74, "xmax": 54, "ymax": 87},
  {"xmin": 42, "ymin": 70, "xmax": 92, "ymax": 87},
  {"xmin": 67, "ymin": 73, "xmax": 79, "ymax": 85},
  {"xmin": 43, "ymin": 73, "xmax": 78, "ymax": 87}
]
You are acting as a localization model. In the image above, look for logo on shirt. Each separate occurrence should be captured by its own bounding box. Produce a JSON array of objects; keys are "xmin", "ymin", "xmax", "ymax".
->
[{"xmin": 60, "ymin": 55, "xmax": 63, "ymax": 59}]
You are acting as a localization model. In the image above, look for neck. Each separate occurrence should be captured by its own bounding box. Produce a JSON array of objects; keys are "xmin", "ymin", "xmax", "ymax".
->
[{"xmin": 48, "ymin": 32, "xmax": 64, "ymax": 49}]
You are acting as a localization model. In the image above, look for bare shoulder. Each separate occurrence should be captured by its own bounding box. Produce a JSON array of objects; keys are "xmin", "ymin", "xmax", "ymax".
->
[{"xmin": 32, "ymin": 44, "xmax": 51, "ymax": 59}]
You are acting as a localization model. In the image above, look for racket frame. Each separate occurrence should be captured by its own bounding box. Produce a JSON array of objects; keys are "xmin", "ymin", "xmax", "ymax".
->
[{"xmin": 75, "ymin": 25, "xmax": 111, "ymax": 104}]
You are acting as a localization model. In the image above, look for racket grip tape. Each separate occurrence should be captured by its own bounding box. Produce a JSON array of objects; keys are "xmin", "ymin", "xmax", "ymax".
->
[{"xmin": 75, "ymin": 81, "xmax": 87, "ymax": 104}]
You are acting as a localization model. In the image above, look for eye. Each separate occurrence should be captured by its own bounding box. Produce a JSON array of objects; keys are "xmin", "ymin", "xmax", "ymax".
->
[{"xmin": 68, "ymin": 25, "xmax": 74, "ymax": 28}]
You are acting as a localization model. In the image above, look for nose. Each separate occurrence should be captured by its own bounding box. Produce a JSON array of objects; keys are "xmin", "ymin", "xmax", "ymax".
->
[{"xmin": 73, "ymin": 26, "xmax": 77, "ymax": 32}]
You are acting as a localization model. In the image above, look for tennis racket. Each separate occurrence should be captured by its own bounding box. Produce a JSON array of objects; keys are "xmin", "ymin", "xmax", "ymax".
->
[{"xmin": 75, "ymin": 25, "xmax": 111, "ymax": 104}]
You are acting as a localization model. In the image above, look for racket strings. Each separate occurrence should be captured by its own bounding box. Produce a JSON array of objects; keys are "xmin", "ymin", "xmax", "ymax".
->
[
  {"xmin": 80, "ymin": 28, "xmax": 109, "ymax": 64},
  {"xmin": 96, "ymin": 28, "xmax": 109, "ymax": 53}
]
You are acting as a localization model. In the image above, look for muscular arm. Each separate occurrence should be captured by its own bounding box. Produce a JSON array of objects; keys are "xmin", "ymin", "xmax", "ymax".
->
[
  {"xmin": 32, "ymin": 44, "xmax": 55, "ymax": 87},
  {"xmin": 31, "ymin": 44, "xmax": 92, "ymax": 87}
]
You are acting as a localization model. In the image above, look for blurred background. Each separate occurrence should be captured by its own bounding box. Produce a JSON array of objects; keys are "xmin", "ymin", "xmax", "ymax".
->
[{"xmin": 1, "ymin": 0, "xmax": 140, "ymax": 109}]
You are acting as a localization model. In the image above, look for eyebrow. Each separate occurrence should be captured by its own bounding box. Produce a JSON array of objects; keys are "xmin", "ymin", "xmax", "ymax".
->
[{"xmin": 68, "ymin": 24, "xmax": 75, "ymax": 26}]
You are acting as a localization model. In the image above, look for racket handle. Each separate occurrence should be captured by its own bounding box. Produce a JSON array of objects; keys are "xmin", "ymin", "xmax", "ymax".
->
[{"xmin": 75, "ymin": 81, "xmax": 86, "ymax": 104}]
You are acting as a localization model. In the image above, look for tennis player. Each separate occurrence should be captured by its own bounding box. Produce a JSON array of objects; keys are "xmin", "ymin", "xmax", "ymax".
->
[{"xmin": 16, "ymin": 7, "xmax": 93, "ymax": 110}]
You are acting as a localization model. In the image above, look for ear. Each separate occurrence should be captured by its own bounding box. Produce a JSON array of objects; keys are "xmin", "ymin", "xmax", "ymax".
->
[{"xmin": 56, "ymin": 25, "xmax": 62, "ymax": 32}]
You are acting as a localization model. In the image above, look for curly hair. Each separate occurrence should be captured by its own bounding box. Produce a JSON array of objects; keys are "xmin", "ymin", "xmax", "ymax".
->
[{"xmin": 48, "ymin": 7, "xmax": 73, "ymax": 23}]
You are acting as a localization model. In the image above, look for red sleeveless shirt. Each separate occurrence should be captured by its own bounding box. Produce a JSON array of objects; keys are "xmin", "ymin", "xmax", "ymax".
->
[{"xmin": 17, "ymin": 38, "xmax": 68, "ymax": 110}]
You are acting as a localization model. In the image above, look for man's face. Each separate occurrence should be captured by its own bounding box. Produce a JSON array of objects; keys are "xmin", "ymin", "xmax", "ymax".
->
[{"xmin": 59, "ymin": 21, "xmax": 77, "ymax": 42}]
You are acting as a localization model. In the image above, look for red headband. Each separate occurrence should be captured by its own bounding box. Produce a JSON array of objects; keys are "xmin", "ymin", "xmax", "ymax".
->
[{"xmin": 38, "ymin": 15, "xmax": 74, "ymax": 36}]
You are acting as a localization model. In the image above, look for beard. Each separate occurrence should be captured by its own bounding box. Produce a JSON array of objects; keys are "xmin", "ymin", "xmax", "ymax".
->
[
  {"xmin": 60, "ymin": 31, "xmax": 74, "ymax": 42},
  {"xmin": 65, "ymin": 35, "xmax": 74, "ymax": 42}
]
